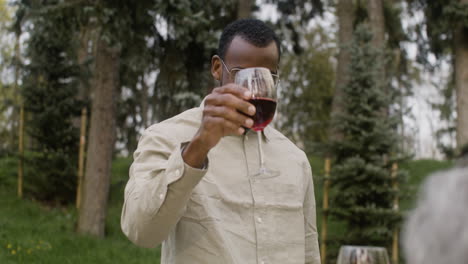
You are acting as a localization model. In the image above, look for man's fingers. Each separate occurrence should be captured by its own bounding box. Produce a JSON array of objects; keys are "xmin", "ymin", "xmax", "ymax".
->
[
  {"xmin": 206, "ymin": 93, "xmax": 256, "ymax": 116},
  {"xmin": 204, "ymin": 105, "xmax": 254, "ymax": 128},
  {"xmin": 213, "ymin": 84, "xmax": 252, "ymax": 100},
  {"xmin": 222, "ymin": 119, "xmax": 245, "ymax": 136},
  {"xmin": 205, "ymin": 116, "xmax": 245, "ymax": 136}
]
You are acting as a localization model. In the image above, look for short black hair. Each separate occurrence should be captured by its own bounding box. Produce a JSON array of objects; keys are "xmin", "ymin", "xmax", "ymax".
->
[{"xmin": 218, "ymin": 19, "xmax": 281, "ymax": 61}]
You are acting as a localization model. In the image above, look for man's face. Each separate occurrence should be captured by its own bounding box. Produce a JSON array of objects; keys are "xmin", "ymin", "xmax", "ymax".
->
[{"xmin": 212, "ymin": 35, "xmax": 279, "ymax": 86}]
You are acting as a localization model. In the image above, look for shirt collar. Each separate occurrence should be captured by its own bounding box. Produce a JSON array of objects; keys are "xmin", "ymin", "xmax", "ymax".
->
[{"xmin": 199, "ymin": 96, "xmax": 271, "ymax": 141}]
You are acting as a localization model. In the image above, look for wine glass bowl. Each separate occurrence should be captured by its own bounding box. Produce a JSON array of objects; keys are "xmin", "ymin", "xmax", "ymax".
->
[
  {"xmin": 235, "ymin": 67, "xmax": 279, "ymax": 178},
  {"xmin": 235, "ymin": 67, "xmax": 277, "ymax": 132}
]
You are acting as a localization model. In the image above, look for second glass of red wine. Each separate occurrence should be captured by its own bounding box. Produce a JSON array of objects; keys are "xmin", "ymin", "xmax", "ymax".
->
[{"xmin": 235, "ymin": 67, "xmax": 279, "ymax": 178}]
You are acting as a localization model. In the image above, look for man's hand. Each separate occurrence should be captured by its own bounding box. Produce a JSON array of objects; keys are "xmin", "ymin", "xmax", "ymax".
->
[
  {"xmin": 182, "ymin": 84, "xmax": 255, "ymax": 168},
  {"xmin": 198, "ymin": 84, "xmax": 255, "ymax": 148}
]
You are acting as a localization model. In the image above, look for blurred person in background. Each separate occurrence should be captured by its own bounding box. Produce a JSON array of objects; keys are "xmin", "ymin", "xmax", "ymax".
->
[{"xmin": 403, "ymin": 147, "xmax": 468, "ymax": 264}]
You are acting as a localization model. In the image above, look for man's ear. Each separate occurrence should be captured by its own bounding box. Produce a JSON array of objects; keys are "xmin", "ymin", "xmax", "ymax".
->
[{"xmin": 211, "ymin": 55, "xmax": 222, "ymax": 82}]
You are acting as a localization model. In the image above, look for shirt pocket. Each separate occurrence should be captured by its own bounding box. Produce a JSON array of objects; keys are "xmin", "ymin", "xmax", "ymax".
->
[
  {"xmin": 258, "ymin": 161, "xmax": 304, "ymax": 208},
  {"xmin": 182, "ymin": 175, "xmax": 222, "ymax": 224},
  {"xmin": 255, "ymin": 159, "xmax": 306, "ymax": 245}
]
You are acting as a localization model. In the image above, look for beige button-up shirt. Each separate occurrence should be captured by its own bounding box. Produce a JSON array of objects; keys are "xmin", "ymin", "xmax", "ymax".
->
[{"xmin": 121, "ymin": 104, "xmax": 321, "ymax": 264}]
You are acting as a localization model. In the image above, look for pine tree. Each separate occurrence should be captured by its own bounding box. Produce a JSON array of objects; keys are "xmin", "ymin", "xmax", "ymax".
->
[
  {"xmin": 328, "ymin": 24, "xmax": 405, "ymax": 261},
  {"xmin": 20, "ymin": 2, "xmax": 82, "ymax": 204}
]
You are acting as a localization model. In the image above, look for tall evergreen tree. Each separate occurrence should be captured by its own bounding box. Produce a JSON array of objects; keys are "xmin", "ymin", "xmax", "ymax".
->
[
  {"xmin": 18, "ymin": 1, "xmax": 83, "ymax": 203},
  {"xmin": 327, "ymin": 24, "xmax": 405, "ymax": 263},
  {"xmin": 330, "ymin": 0, "xmax": 410, "ymax": 145}
]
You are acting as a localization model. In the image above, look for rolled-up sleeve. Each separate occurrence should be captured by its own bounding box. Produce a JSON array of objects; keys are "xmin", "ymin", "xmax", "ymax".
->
[
  {"xmin": 121, "ymin": 128, "xmax": 208, "ymax": 248},
  {"xmin": 303, "ymin": 161, "xmax": 321, "ymax": 264}
]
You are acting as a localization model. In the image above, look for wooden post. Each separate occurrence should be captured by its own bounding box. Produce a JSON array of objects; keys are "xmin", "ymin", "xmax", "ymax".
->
[
  {"xmin": 17, "ymin": 105, "xmax": 24, "ymax": 198},
  {"xmin": 76, "ymin": 107, "xmax": 87, "ymax": 209},
  {"xmin": 391, "ymin": 162, "xmax": 399, "ymax": 264},
  {"xmin": 321, "ymin": 158, "xmax": 331, "ymax": 264}
]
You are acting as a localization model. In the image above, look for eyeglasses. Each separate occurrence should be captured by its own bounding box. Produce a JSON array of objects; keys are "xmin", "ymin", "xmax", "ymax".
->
[{"xmin": 220, "ymin": 58, "xmax": 280, "ymax": 87}]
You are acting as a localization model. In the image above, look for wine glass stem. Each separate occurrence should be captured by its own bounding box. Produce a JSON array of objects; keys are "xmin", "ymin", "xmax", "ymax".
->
[{"xmin": 257, "ymin": 131, "xmax": 266, "ymax": 173}]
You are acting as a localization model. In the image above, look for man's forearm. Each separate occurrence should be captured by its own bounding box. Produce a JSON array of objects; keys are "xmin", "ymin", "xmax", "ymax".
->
[{"xmin": 182, "ymin": 134, "xmax": 211, "ymax": 169}]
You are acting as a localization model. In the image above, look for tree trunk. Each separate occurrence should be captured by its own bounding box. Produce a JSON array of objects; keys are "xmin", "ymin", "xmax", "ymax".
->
[
  {"xmin": 367, "ymin": 0, "xmax": 386, "ymax": 50},
  {"xmin": 330, "ymin": 0, "xmax": 355, "ymax": 142},
  {"xmin": 367, "ymin": 0, "xmax": 388, "ymax": 117},
  {"xmin": 237, "ymin": 0, "xmax": 253, "ymax": 19},
  {"xmin": 454, "ymin": 0, "xmax": 468, "ymax": 149},
  {"xmin": 77, "ymin": 37, "xmax": 120, "ymax": 237},
  {"xmin": 367, "ymin": 0, "xmax": 386, "ymax": 79}
]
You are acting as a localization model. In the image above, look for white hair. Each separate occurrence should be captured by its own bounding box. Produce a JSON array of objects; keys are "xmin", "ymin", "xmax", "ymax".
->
[{"xmin": 403, "ymin": 166, "xmax": 468, "ymax": 264}]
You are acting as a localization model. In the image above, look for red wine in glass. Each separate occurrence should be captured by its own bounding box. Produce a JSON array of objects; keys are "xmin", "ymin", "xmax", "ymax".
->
[
  {"xmin": 235, "ymin": 67, "xmax": 279, "ymax": 178},
  {"xmin": 249, "ymin": 97, "xmax": 277, "ymax": 132}
]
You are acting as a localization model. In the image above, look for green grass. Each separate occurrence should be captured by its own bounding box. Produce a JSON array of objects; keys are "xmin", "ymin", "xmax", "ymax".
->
[
  {"xmin": 0, "ymin": 157, "xmax": 160, "ymax": 264},
  {"xmin": 398, "ymin": 159, "xmax": 454, "ymax": 211},
  {"xmin": 0, "ymin": 155, "xmax": 454, "ymax": 263}
]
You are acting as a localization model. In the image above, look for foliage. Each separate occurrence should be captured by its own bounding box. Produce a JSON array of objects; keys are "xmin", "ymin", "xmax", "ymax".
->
[
  {"xmin": 267, "ymin": 0, "xmax": 324, "ymax": 54},
  {"xmin": 23, "ymin": 151, "xmax": 77, "ymax": 203},
  {"xmin": 151, "ymin": 0, "xmax": 238, "ymax": 122},
  {"xmin": 9, "ymin": 0, "xmax": 333, "ymax": 157},
  {"xmin": 327, "ymin": 24, "xmax": 407, "ymax": 262},
  {"xmin": 0, "ymin": 0, "xmax": 16, "ymax": 153},
  {"xmin": 407, "ymin": 0, "xmax": 468, "ymax": 156},
  {"xmin": 0, "ymin": 150, "xmax": 78, "ymax": 204},
  {"xmin": 100, "ymin": 0, "xmax": 240, "ymax": 153},
  {"xmin": 0, "ymin": 154, "xmax": 17, "ymax": 187},
  {"xmin": 277, "ymin": 26, "xmax": 335, "ymax": 156},
  {"xmin": 431, "ymin": 77, "xmax": 457, "ymax": 159},
  {"xmin": 17, "ymin": 0, "xmax": 83, "ymax": 204},
  {"xmin": 261, "ymin": 1, "xmax": 335, "ymax": 154},
  {"xmin": 407, "ymin": 0, "xmax": 468, "ymax": 64}
]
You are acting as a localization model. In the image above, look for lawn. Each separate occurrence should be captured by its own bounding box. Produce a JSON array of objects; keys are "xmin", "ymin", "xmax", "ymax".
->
[
  {"xmin": 0, "ymin": 157, "xmax": 161, "ymax": 264},
  {"xmin": 0, "ymin": 156, "xmax": 454, "ymax": 263}
]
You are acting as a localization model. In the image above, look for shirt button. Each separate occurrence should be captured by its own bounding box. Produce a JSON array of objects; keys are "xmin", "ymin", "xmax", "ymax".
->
[
  {"xmin": 175, "ymin": 169, "xmax": 180, "ymax": 177},
  {"xmin": 159, "ymin": 194, "xmax": 164, "ymax": 199},
  {"xmin": 257, "ymin": 217, "xmax": 262, "ymax": 223},
  {"xmin": 261, "ymin": 261, "xmax": 266, "ymax": 264}
]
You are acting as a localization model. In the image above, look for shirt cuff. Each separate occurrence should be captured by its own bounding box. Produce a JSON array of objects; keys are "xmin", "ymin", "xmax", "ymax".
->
[{"xmin": 164, "ymin": 142, "xmax": 209, "ymax": 187}]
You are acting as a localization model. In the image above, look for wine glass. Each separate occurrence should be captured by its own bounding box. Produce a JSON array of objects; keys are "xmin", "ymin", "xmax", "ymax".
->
[
  {"xmin": 336, "ymin": 245, "xmax": 390, "ymax": 264},
  {"xmin": 235, "ymin": 67, "xmax": 279, "ymax": 178}
]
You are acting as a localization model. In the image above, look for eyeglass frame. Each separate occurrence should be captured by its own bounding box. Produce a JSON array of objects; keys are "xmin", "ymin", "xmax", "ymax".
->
[{"xmin": 219, "ymin": 57, "xmax": 280, "ymax": 87}]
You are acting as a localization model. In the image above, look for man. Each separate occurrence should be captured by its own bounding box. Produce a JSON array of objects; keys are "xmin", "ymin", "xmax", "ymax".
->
[
  {"xmin": 402, "ymin": 149, "xmax": 468, "ymax": 264},
  {"xmin": 121, "ymin": 19, "xmax": 320, "ymax": 264}
]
